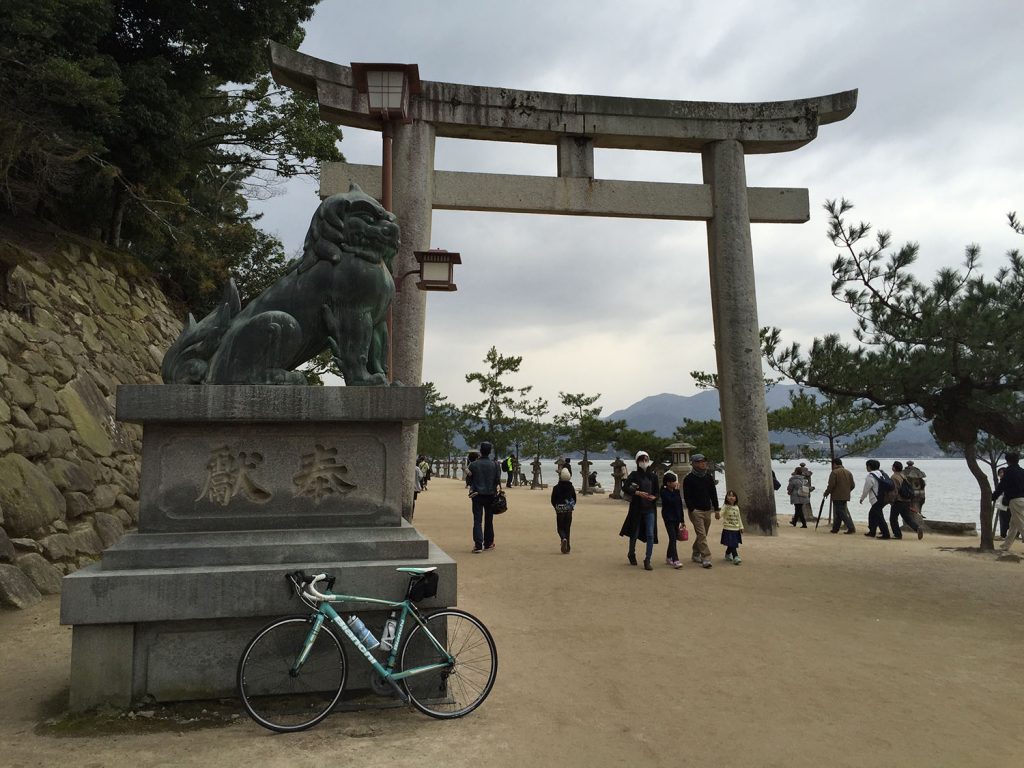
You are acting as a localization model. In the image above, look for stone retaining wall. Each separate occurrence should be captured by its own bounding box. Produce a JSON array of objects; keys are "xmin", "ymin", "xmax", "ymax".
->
[{"xmin": 0, "ymin": 235, "xmax": 181, "ymax": 608}]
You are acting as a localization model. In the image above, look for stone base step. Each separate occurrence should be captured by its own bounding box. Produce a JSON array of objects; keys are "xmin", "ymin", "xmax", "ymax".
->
[{"xmin": 100, "ymin": 522, "xmax": 429, "ymax": 570}]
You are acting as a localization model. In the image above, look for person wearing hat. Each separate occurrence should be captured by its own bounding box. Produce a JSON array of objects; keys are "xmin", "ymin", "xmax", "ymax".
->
[
  {"xmin": 786, "ymin": 467, "xmax": 811, "ymax": 528},
  {"xmin": 683, "ymin": 453, "xmax": 719, "ymax": 568},
  {"xmin": 660, "ymin": 471, "xmax": 685, "ymax": 568},
  {"xmin": 618, "ymin": 450, "xmax": 659, "ymax": 570},
  {"xmin": 550, "ymin": 467, "xmax": 578, "ymax": 553}
]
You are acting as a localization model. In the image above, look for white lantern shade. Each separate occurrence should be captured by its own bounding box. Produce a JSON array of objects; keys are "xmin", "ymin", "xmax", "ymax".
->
[
  {"xmin": 421, "ymin": 260, "xmax": 451, "ymax": 283},
  {"xmin": 366, "ymin": 70, "xmax": 407, "ymax": 112}
]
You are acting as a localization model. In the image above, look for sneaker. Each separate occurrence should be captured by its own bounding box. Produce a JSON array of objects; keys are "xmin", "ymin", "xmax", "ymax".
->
[
  {"xmin": 672, "ymin": 560, "xmax": 683, "ymax": 569},
  {"xmin": 472, "ymin": 547, "xmax": 482, "ymax": 554},
  {"xmin": 733, "ymin": 555, "xmax": 742, "ymax": 565},
  {"xmin": 691, "ymin": 553, "xmax": 703, "ymax": 564},
  {"xmin": 725, "ymin": 552, "xmax": 734, "ymax": 562},
  {"xmin": 484, "ymin": 543, "xmax": 496, "ymax": 551},
  {"xmin": 560, "ymin": 538, "xmax": 569, "ymax": 554},
  {"xmin": 701, "ymin": 559, "xmax": 713, "ymax": 569},
  {"xmin": 666, "ymin": 557, "xmax": 675, "ymax": 566}
]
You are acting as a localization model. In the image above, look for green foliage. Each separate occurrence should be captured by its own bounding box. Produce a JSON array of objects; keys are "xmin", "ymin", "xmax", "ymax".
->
[
  {"xmin": 614, "ymin": 428, "xmax": 672, "ymax": 464},
  {"xmin": 554, "ymin": 392, "xmax": 623, "ymax": 464},
  {"xmin": 417, "ymin": 382, "xmax": 463, "ymax": 460},
  {"xmin": 763, "ymin": 199, "xmax": 1024, "ymax": 550},
  {"xmin": 671, "ymin": 418, "xmax": 724, "ymax": 463},
  {"xmin": 517, "ymin": 396, "xmax": 559, "ymax": 462},
  {"xmin": 1, "ymin": 0, "xmax": 341, "ymax": 311},
  {"xmin": 462, "ymin": 347, "xmax": 531, "ymax": 454},
  {"xmin": 766, "ymin": 390, "xmax": 897, "ymax": 464}
]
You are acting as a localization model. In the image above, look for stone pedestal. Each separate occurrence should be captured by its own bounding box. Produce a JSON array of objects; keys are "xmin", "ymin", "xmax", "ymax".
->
[{"xmin": 61, "ymin": 385, "xmax": 455, "ymax": 711}]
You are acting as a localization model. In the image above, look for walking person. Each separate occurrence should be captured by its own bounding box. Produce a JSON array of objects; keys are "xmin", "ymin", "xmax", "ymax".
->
[
  {"xmin": 683, "ymin": 453, "xmax": 719, "ymax": 569},
  {"xmin": 502, "ymin": 454, "xmax": 516, "ymax": 488},
  {"xmin": 994, "ymin": 467, "xmax": 1011, "ymax": 540},
  {"xmin": 787, "ymin": 467, "xmax": 810, "ymax": 527},
  {"xmin": 660, "ymin": 471, "xmax": 685, "ymax": 569},
  {"xmin": 466, "ymin": 442, "xmax": 501, "ymax": 553},
  {"xmin": 619, "ymin": 450, "xmax": 659, "ymax": 570},
  {"xmin": 889, "ymin": 461, "xmax": 924, "ymax": 540},
  {"xmin": 859, "ymin": 459, "xmax": 892, "ymax": 539},
  {"xmin": 720, "ymin": 490, "xmax": 744, "ymax": 564},
  {"xmin": 904, "ymin": 461, "xmax": 927, "ymax": 517},
  {"xmin": 824, "ymin": 458, "xmax": 856, "ymax": 534},
  {"xmin": 551, "ymin": 467, "xmax": 577, "ymax": 554},
  {"xmin": 994, "ymin": 452, "xmax": 1024, "ymax": 551},
  {"xmin": 417, "ymin": 455, "xmax": 430, "ymax": 490},
  {"xmin": 464, "ymin": 451, "xmax": 479, "ymax": 493}
]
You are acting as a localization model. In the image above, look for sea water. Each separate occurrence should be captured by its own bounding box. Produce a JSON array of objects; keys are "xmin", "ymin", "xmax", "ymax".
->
[{"xmin": 545, "ymin": 457, "xmax": 993, "ymax": 527}]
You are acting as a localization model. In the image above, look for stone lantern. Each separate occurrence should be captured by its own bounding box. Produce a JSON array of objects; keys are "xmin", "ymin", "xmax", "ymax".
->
[{"xmin": 665, "ymin": 441, "xmax": 696, "ymax": 479}]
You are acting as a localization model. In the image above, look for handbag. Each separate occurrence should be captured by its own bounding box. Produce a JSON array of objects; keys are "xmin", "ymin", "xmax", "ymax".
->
[
  {"xmin": 677, "ymin": 524, "xmax": 689, "ymax": 542},
  {"xmin": 490, "ymin": 491, "xmax": 508, "ymax": 515}
]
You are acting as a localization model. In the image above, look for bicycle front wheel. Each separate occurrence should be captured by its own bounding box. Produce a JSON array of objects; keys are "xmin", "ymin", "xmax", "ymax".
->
[
  {"xmin": 399, "ymin": 609, "xmax": 497, "ymax": 719},
  {"xmin": 237, "ymin": 616, "xmax": 348, "ymax": 732}
]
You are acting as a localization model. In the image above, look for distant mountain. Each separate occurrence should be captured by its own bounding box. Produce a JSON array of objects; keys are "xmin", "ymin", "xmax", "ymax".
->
[{"xmin": 605, "ymin": 385, "xmax": 942, "ymax": 456}]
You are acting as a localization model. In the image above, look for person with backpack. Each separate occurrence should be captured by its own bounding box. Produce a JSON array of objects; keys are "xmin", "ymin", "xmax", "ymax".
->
[
  {"xmin": 502, "ymin": 454, "xmax": 515, "ymax": 488},
  {"xmin": 859, "ymin": 458, "xmax": 892, "ymax": 539},
  {"xmin": 786, "ymin": 467, "xmax": 811, "ymax": 527},
  {"xmin": 889, "ymin": 461, "xmax": 924, "ymax": 540}
]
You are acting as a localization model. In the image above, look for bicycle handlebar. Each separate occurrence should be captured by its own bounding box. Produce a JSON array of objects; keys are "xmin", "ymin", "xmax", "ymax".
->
[
  {"xmin": 306, "ymin": 573, "xmax": 332, "ymax": 601},
  {"xmin": 287, "ymin": 570, "xmax": 335, "ymax": 603}
]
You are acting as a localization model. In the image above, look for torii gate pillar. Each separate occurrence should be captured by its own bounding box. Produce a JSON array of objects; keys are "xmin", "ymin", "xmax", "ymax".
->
[{"xmin": 703, "ymin": 140, "xmax": 773, "ymax": 526}]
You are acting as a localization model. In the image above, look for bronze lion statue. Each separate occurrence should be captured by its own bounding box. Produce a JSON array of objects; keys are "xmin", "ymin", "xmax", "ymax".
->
[{"xmin": 161, "ymin": 184, "xmax": 399, "ymax": 386}]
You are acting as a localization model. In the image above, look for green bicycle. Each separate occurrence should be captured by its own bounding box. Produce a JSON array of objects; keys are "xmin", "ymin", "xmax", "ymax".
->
[{"xmin": 237, "ymin": 568, "xmax": 498, "ymax": 732}]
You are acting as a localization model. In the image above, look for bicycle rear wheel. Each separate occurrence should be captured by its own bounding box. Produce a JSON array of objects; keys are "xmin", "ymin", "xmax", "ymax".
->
[
  {"xmin": 399, "ymin": 609, "xmax": 497, "ymax": 719},
  {"xmin": 237, "ymin": 616, "xmax": 348, "ymax": 732}
]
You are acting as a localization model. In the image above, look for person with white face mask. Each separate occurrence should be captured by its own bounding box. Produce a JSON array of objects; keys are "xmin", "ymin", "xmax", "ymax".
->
[{"xmin": 618, "ymin": 450, "xmax": 660, "ymax": 570}]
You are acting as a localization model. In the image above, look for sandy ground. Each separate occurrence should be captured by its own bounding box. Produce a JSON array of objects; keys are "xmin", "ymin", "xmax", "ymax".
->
[{"xmin": 2, "ymin": 478, "xmax": 1023, "ymax": 768}]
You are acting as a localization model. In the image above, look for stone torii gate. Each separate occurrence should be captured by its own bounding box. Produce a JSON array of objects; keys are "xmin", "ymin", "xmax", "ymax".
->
[{"xmin": 270, "ymin": 43, "xmax": 857, "ymax": 532}]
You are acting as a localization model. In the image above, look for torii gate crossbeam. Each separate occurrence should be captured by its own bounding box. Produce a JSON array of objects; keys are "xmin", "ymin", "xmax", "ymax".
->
[{"xmin": 270, "ymin": 42, "xmax": 857, "ymax": 533}]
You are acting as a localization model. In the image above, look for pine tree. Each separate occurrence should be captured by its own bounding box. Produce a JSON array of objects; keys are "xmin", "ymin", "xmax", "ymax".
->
[{"xmin": 764, "ymin": 200, "xmax": 1024, "ymax": 550}]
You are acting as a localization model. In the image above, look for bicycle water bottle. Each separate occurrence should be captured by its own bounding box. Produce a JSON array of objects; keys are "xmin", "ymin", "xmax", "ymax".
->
[
  {"xmin": 346, "ymin": 615, "xmax": 380, "ymax": 650},
  {"xmin": 379, "ymin": 612, "xmax": 398, "ymax": 651}
]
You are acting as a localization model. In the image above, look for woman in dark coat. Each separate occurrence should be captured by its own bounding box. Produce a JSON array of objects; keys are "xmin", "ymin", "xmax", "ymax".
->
[
  {"xmin": 550, "ymin": 468, "xmax": 577, "ymax": 553},
  {"xmin": 618, "ymin": 450, "xmax": 659, "ymax": 570}
]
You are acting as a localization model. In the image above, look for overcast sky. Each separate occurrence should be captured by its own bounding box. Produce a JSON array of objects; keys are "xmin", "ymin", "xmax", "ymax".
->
[{"xmin": 252, "ymin": 0, "xmax": 1024, "ymax": 417}]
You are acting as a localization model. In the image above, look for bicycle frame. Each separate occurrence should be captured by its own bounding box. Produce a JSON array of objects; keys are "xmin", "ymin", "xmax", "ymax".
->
[{"xmin": 294, "ymin": 591, "xmax": 453, "ymax": 687}]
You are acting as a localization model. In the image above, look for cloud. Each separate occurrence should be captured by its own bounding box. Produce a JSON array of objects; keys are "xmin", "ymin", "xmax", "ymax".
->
[{"xmin": 250, "ymin": 0, "xmax": 1024, "ymax": 415}]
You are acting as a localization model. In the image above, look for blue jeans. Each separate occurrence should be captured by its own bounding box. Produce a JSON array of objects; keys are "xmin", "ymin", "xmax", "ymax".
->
[
  {"xmin": 472, "ymin": 494, "xmax": 495, "ymax": 548},
  {"xmin": 629, "ymin": 511, "xmax": 656, "ymax": 562}
]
